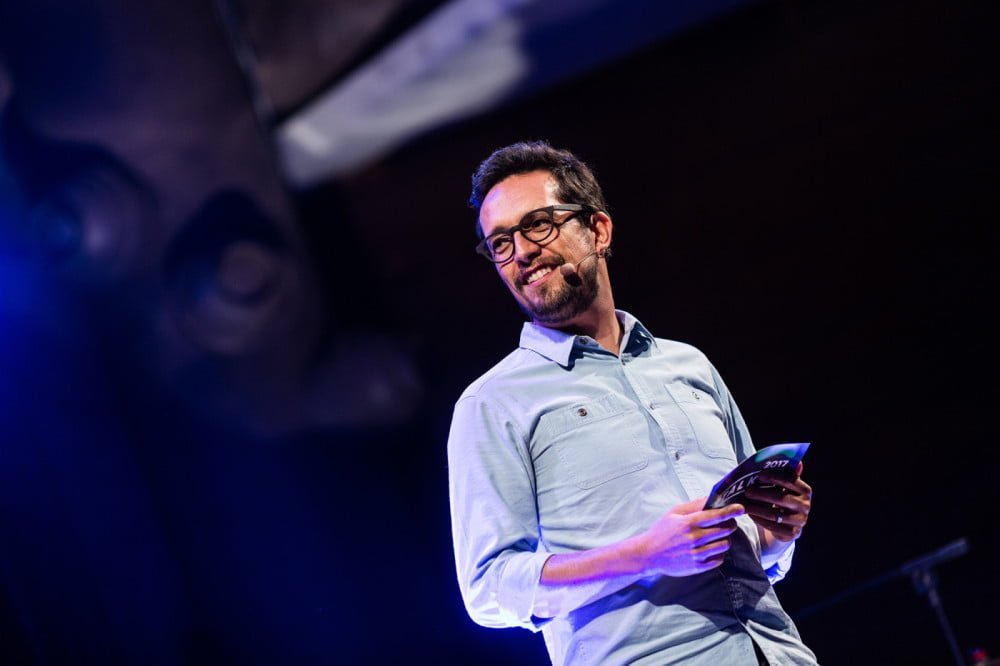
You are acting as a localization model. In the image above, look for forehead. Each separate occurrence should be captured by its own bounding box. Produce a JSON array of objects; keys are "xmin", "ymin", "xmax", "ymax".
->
[{"xmin": 479, "ymin": 170, "xmax": 560, "ymax": 236}]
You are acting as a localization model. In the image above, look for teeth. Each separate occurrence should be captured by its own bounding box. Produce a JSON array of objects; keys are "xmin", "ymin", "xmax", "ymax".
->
[{"xmin": 526, "ymin": 267, "xmax": 553, "ymax": 284}]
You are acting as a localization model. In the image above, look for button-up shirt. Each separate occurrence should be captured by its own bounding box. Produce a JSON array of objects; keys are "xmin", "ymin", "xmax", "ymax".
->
[{"xmin": 448, "ymin": 311, "xmax": 817, "ymax": 665}]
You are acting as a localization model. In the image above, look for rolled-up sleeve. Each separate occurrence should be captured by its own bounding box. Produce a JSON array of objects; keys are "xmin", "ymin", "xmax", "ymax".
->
[{"xmin": 448, "ymin": 394, "xmax": 552, "ymax": 631}]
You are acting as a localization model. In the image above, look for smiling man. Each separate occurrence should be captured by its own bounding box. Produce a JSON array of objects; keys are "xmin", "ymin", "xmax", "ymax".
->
[{"xmin": 447, "ymin": 141, "xmax": 818, "ymax": 665}]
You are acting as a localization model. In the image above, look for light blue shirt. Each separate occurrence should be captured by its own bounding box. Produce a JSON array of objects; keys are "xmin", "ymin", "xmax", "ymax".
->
[{"xmin": 448, "ymin": 311, "xmax": 818, "ymax": 665}]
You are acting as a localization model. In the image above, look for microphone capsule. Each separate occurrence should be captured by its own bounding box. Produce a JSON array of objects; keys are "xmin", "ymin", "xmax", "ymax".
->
[{"xmin": 560, "ymin": 262, "xmax": 583, "ymax": 286}]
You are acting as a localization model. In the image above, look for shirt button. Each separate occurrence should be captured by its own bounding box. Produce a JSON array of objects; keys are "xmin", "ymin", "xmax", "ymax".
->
[
  {"xmin": 674, "ymin": 451, "xmax": 680, "ymax": 460},
  {"xmin": 648, "ymin": 402, "xmax": 655, "ymax": 410},
  {"xmin": 577, "ymin": 407, "xmax": 588, "ymax": 417}
]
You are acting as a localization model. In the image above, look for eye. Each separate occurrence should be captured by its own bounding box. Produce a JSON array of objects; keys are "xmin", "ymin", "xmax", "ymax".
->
[
  {"xmin": 489, "ymin": 235, "xmax": 511, "ymax": 253},
  {"xmin": 523, "ymin": 214, "xmax": 550, "ymax": 230}
]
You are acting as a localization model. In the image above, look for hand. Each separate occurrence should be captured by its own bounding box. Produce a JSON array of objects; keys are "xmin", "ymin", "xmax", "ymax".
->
[
  {"xmin": 636, "ymin": 498, "xmax": 745, "ymax": 577},
  {"xmin": 743, "ymin": 461, "xmax": 813, "ymax": 542}
]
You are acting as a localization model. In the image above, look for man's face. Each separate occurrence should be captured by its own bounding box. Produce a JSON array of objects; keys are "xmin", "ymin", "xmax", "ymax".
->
[{"xmin": 479, "ymin": 170, "xmax": 599, "ymax": 325}]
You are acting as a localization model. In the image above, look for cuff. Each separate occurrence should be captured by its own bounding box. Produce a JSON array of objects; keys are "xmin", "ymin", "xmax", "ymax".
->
[
  {"xmin": 765, "ymin": 539, "xmax": 796, "ymax": 584},
  {"xmin": 497, "ymin": 551, "xmax": 554, "ymax": 631}
]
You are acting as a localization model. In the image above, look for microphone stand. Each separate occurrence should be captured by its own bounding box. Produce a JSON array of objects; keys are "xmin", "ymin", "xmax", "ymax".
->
[
  {"xmin": 903, "ymin": 540, "xmax": 968, "ymax": 665},
  {"xmin": 794, "ymin": 538, "xmax": 969, "ymax": 665}
]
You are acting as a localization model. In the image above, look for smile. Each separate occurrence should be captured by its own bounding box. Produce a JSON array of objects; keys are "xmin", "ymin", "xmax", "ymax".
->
[{"xmin": 523, "ymin": 265, "xmax": 555, "ymax": 286}]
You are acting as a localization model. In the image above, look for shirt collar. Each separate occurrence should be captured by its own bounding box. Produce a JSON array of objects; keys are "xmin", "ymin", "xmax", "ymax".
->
[{"xmin": 518, "ymin": 309, "xmax": 658, "ymax": 368}]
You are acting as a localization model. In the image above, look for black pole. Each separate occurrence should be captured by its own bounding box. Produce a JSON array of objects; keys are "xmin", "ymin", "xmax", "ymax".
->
[
  {"xmin": 911, "ymin": 568, "xmax": 964, "ymax": 666},
  {"xmin": 793, "ymin": 538, "xmax": 970, "ymax": 662}
]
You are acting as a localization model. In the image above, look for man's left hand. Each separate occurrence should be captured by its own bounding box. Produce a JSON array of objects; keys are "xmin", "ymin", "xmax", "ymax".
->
[{"xmin": 743, "ymin": 461, "xmax": 812, "ymax": 542}]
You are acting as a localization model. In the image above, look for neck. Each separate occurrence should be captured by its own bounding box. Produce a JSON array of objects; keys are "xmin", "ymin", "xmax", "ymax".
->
[{"xmin": 535, "ymin": 284, "xmax": 622, "ymax": 355}]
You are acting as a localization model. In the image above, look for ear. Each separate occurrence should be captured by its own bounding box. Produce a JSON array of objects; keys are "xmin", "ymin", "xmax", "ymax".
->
[{"xmin": 590, "ymin": 211, "xmax": 613, "ymax": 255}]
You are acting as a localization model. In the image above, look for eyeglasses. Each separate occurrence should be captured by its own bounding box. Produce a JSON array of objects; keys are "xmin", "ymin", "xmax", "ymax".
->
[{"xmin": 475, "ymin": 204, "xmax": 589, "ymax": 264}]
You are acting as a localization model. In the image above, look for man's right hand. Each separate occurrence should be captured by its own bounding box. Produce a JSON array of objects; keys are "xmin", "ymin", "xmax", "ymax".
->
[
  {"xmin": 535, "ymin": 498, "xmax": 745, "ymax": 618},
  {"xmin": 635, "ymin": 498, "xmax": 745, "ymax": 577}
]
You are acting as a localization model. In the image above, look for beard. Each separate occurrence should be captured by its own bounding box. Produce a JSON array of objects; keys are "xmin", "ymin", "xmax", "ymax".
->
[{"xmin": 517, "ymin": 255, "xmax": 600, "ymax": 325}]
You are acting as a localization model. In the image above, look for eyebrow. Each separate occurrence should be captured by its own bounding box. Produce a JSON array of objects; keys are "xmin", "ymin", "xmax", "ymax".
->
[
  {"xmin": 483, "ymin": 208, "xmax": 539, "ymax": 239},
  {"xmin": 484, "ymin": 205, "xmax": 577, "ymax": 239}
]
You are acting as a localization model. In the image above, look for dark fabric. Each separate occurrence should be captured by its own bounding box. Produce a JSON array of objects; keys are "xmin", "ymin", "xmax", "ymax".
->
[{"xmin": 754, "ymin": 639, "xmax": 769, "ymax": 665}]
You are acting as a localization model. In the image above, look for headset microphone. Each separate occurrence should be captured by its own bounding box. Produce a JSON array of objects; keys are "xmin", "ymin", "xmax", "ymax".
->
[{"xmin": 559, "ymin": 249, "xmax": 604, "ymax": 286}]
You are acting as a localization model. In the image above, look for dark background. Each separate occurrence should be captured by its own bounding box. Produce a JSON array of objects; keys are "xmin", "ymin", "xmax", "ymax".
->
[{"xmin": 1, "ymin": 1, "xmax": 997, "ymax": 664}]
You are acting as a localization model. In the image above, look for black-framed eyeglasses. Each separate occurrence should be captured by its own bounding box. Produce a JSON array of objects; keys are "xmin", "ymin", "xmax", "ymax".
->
[{"xmin": 475, "ymin": 204, "xmax": 589, "ymax": 264}]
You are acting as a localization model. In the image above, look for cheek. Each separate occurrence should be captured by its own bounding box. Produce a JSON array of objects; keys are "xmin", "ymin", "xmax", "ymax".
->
[{"xmin": 496, "ymin": 264, "xmax": 519, "ymax": 289}]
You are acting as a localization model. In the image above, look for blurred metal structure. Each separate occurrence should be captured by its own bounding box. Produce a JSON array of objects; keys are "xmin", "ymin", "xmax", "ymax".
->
[{"xmin": 270, "ymin": 0, "xmax": 755, "ymax": 183}]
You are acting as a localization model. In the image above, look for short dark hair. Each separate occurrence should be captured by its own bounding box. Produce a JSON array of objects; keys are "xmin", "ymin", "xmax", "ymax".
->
[{"xmin": 469, "ymin": 141, "xmax": 608, "ymax": 238}]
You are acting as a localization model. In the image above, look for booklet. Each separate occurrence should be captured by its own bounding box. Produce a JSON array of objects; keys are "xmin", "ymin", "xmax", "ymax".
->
[{"xmin": 703, "ymin": 442, "xmax": 811, "ymax": 510}]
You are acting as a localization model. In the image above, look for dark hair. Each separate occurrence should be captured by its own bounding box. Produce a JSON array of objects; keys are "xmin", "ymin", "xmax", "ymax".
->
[{"xmin": 469, "ymin": 140, "xmax": 608, "ymax": 238}]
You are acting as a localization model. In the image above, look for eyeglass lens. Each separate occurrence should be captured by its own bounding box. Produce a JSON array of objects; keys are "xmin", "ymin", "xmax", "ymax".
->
[{"xmin": 487, "ymin": 210, "xmax": 557, "ymax": 261}]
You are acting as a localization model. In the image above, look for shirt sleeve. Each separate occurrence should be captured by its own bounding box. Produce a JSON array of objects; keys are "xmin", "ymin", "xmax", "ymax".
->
[
  {"xmin": 447, "ymin": 394, "xmax": 552, "ymax": 631},
  {"xmin": 764, "ymin": 540, "xmax": 796, "ymax": 583},
  {"xmin": 710, "ymin": 364, "xmax": 796, "ymax": 584}
]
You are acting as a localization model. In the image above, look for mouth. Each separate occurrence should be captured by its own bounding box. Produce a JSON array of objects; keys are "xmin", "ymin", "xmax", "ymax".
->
[{"xmin": 519, "ymin": 263, "xmax": 559, "ymax": 288}]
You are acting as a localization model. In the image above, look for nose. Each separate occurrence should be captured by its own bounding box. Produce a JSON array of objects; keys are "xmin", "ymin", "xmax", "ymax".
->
[{"xmin": 511, "ymin": 229, "xmax": 541, "ymax": 265}]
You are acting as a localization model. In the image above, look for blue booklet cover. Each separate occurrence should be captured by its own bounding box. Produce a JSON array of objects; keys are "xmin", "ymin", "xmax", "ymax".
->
[{"xmin": 703, "ymin": 442, "xmax": 811, "ymax": 510}]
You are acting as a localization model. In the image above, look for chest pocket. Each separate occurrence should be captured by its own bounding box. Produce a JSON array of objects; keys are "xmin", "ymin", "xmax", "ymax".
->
[
  {"xmin": 665, "ymin": 383, "xmax": 737, "ymax": 462},
  {"xmin": 534, "ymin": 393, "xmax": 648, "ymax": 490}
]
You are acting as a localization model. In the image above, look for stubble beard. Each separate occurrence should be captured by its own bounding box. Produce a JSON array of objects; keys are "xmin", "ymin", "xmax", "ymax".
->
[{"xmin": 519, "ymin": 259, "xmax": 600, "ymax": 325}]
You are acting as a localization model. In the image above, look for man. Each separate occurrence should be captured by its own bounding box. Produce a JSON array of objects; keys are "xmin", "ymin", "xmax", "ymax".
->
[{"xmin": 448, "ymin": 141, "xmax": 818, "ymax": 665}]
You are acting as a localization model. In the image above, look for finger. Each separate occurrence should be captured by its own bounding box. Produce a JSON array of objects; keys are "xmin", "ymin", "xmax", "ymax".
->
[
  {"xmin": 753, "ymin": 516, "xmax": 802, "ymax": 541},
  {"xmin": 694, "ymin": 537, "xmax": 731, "ymax": 560},
  {"xmin": 796, "ymin": 477, "xmax": 813, "ymax": 497},
  {"xmin": 692, "ymin": 521, "xmax": 740, "ymax": 546},
  {"xmin": 743, "ymin": 486, "xmax": 787, "ymax": 504},
  {"xmin": 744, "ymin": 493, "xmax": 807, "ymax": 521},
  {"xmin": 743, "ymin": 502, "xmax": 781, "ymax": 524},
  {"xmin": 691, "ymin": 503, "xmax": 745, "ymax": 528},
  {"xmin": 775, "ymin": 511, "xmax": 807, "ymax": 528},
  {"xmin": 745, "ymin": 500, "xmax": 808, "ymax": 526},
  {"xmin": 756, "ymin": 474, "xmax": 802, "ymax": 494},
  {"xmin": 750, "ymin": 506, "xmax": 805, "ymax": 530},
  {"xmin": 696, "ymin": 551, "xmax": 728, "ymax": 572},
  {"xmin": 746, "ymin": 491, "xmax": 810, "ymax": 515},
  {"xmin": 757, "ymin": 524, "xmax": 797, "ymax": 541},
  {"xmin": 747, "ymin": 512, "xmax": 807, "ymax": 541},
  {"xmin": 754, "ymin": 475, "xmax": 812, "ymax": 500},
  {"xmin": 780, "ymin": 494, "xmax": 811, "ymax": 515},
  {"xmin": 743, "ymin": 487, "xmax": 802, "ymax": 510}
]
